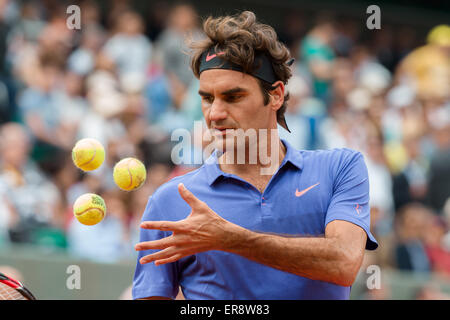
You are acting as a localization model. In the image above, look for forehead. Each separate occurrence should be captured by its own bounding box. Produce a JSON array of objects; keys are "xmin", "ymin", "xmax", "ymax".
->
[{"xmin": 199, "ymin": 69, "xmax": 259, "ymax": 92}]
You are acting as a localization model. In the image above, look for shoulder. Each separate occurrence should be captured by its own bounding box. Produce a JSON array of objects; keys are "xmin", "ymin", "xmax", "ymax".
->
[
  {"xmin": 301, "ymin": 147, "xmax": 364, "ymax": 167},
  {"xmin": 301, "ymin": 148, "xmax": 367, "ymax": 184}
]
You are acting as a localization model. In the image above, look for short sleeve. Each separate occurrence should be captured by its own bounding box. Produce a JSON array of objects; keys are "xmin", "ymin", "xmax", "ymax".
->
[
  {"xmin": 325, "ymin": 151, "xmax": 378, "ymax": 250},
  {"xmin": 132, "ymin": 195, "xmax": 179, "ymax": 299}
]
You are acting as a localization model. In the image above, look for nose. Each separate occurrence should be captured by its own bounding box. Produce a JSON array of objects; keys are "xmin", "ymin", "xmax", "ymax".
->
[{"xmin": 208, "ymin": 99, "xmax": 228, "ymax": 123}]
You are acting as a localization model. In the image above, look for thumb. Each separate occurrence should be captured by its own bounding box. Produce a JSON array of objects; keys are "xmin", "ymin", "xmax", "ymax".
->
[{"xmin": 178, "ymin": 183, "xmax": 202, "ymax": 209}]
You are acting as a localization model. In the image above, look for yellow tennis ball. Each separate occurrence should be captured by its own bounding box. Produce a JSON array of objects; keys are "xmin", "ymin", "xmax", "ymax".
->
[
  {"xmin": 72, "ymin": 138, "xmax": 105, "ymax": 171},
  {"xmin": 113, "ymin": 157, "xmax": 147, "ymax": 191},
  {"xmin": 73, "ymin": 193, "xmax": 106, "ymax": 226}
]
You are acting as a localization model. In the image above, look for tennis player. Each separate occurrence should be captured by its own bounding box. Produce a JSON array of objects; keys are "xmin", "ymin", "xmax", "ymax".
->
[{"xmin": 133, "ymin": 11, "xmax": 378, "ymax": 300}]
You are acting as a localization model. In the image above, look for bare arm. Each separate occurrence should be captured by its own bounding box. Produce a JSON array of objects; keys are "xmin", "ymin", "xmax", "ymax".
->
[
  {"xmin": 223, "ymin": 219, "xmax": 367, "ymax": 287},
  {"xmin": 136, "ymin": 184, "xmax": 368, "ymax": 287}
]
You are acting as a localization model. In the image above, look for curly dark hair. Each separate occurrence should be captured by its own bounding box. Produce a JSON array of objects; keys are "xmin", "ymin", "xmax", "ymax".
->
[{"xmin": 189, "ymin": 11, "xmax": 293, "ymax": 129}]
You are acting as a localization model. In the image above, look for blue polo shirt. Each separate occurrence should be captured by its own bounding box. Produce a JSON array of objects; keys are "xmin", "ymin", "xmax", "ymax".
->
[{"xmin": 132, "ymin": 140, "xmax": 378, "ymax": 300}]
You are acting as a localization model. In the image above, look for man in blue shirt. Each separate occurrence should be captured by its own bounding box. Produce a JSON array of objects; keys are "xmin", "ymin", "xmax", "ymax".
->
[{"xmin": 133, "ymin": 11, "xmax": 378, "ymax": 300}]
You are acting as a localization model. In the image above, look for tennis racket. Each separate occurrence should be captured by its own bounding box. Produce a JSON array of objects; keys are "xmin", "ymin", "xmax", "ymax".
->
[{"xmin": 0, "ymin": 272, "xmax": 36, "ymax": 300}]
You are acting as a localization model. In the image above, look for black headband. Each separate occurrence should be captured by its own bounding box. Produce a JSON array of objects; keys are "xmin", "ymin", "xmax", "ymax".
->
[
  {"xmin": 199, "ymin": 48, "xmax": 282, "ymax": 84},
  {"xmin": 199, "ymin": 48, "xmax": 294, "ymax": 132}
]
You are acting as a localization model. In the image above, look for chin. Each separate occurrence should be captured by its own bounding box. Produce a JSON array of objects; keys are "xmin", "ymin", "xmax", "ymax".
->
[
  {"xmin": 214, "ymin": 135, "xmax": 252, "ymax": 163},
  {"xmin": 212, "ymin": 135, "xmax": 233, "ymax": 153}
]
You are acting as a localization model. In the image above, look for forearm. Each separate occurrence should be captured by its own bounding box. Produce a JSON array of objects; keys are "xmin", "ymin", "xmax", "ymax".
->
[
  {"xmin": 137, "ymin": 185, "xmax": 366, "ymax": 286},
  {"xmin": 222, "ymin": 224, "xmax": 357, "ymax": 286}
]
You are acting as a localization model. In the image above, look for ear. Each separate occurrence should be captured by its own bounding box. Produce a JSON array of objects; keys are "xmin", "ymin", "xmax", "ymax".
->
[{"xmin": 269, "ymin": 81, "xmax": 285, "ymax": 112}]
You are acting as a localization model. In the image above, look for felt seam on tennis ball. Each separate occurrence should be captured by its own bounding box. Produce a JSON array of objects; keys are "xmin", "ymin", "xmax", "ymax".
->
[
  {"xmin": 76, "ymin": 140, "xmax": 97, "ymax": 167},
  {"xmin": 72, "ymin": 138, "xmax": 105, "ymax": 171},
  {"xmin": 72, "ymin": 140, "xmax": 96, "ymax": 166},
  {"xmin": 74, "ymin": 207, "xmax": 104, "ymax": 217},
  {"xmin": 73, "ymin": 193, "xmax": 106, "ymax": 226},
  {"xmin": 126, "ymin": 158, "xmax": 134, "ymax": 189},
  {"xmin": 113, "ymin": 157, "xmax": 146, "ymax": 191}
]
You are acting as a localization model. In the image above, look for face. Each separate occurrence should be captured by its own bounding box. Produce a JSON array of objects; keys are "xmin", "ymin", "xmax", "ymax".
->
[
  {"xmin": 0, "ymin": 127, "xmax": 30, "ymax": 169},
  {"xmin": 199, "ymin": 69, "xmax": 282, "ymax": 154}
]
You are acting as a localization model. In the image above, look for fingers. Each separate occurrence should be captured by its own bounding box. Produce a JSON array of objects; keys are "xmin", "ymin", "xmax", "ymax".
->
[
  {"xmin": 140, "ymin": 247, "xmax": 174, "ymax": 264},
  {"xmin": 135, "ymin": 237, "xmax": 174, "ymax": 251},
  {"xmin": 154, "ymin": 254, "xmax": 184, "ymax": 266},
  {"xmin": 178, "ymin": 183, "xmax": 204, "ymax": 209},
  {"xmin": 140, "ymin": 220, "xmax": 180, "ymax": 232},
  {"xmin": 139, "ymin": 246, "xmax": 185, "ymax": 265}
]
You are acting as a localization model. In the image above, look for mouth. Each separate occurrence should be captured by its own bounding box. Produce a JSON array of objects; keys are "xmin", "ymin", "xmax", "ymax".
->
[{"xmin": 212, "ymin": 127, "xmax": 235, "ymax": 136}]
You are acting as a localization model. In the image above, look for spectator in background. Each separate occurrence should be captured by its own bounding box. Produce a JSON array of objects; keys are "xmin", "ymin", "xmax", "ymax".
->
[
  {"xmin": 66, "ymin": 171, "xmax": 103, "ymax": 208},
  {"xmin": 52, "ymin": 71, "xmax": 89, "ymax": 147},
  {"xmin": 330, "ymin": 58, "xmax": 355, "ymax": 114},
  {"xmin": 67, "ymin": 0, "xmax": 104, "ymax": 76},
  {"xmin": 156, "ymin": 3, "xmax": 201, "ymax": 92},
  {"xmin": 18, "ymin": 58, "xmax": 59, "ymax": 138},
  {"xmin": 146, "ymin": 3, "xmax": 203, "ymax": 133},
  {"xmin": 79, "ymin": 0, "xmax": 104, "ymax": 32},
  {"xmin": 0, "ymin": 0, "xmax": 18, "ymax": 124},
  {"xmin": 372, "ymin": 25, "xmax": 396, "ymax": 72},
  {"xmin": 12, "ymin": 13, "xmax": 76, "ymax": 169},
  {"xmin": 277, "ymin": 10, "xmax": 306, "ymax": 57},
  {"xmin": 333, "ymin": 18, "xmax": 359, "ymax": 58},
  {"xmin": 426, "ymin": 103, "xmax": 450, "ymax": 214},
  {"xmin": 423, "ymin": 215, "xmax": 450, "ymax": 279},
  {"xmin": 299, "ymin": 14, "xmax": 336, "ymax": 102},
  {"xmin": 0, "ymin": 122, "xmax": 63, "ymax": 243},
  {"xmin": 364, "ymin": 127, "xmax": 395, "ymax": 236},
  {"xmin": 392, "ymin": 124, "xmax": 429, "ymax": 211},
  {"xmin": 443, "ymin": 198, "xmax": 450, "ymax": 245},
  {"xmin": 393, "ymin": 203, "xmax": 432, "ymax": 273},
  {"xmin": 351, "ymin": 45, "xmax": 391, "ymax": 98},
  {"xmin": 102, "ymin": 11, "xmax": 152, "ymax": 80},
  {"xmin": 79, "ymin": 51, "xmax": 127, "ymax": 145},
  {"xmin": 68, "ymin": 25, "xmax": 105, "ymax": 76},
  {"xmin": 279, "ymin": 73, "xmax": 327, "ymax": 150},
  {"xmin": 385, "ymin": 84, "xmax": 430, "ymax": 210},
  {"xmin": 396, "ymin": 24, "xmax": 450, "ymax": 102},
  {"xmin": 17, "ymin": 58, "xmax": 74, "ymax": 170},
  {"xmin": 144, "ymin": 1, "xmax": 170, "ymax": 42},
  {"xmin": 394, "ymin": 26, "xmax": 418, "ymax": 62},
  {"xmin": 278, "ymin": 75, "xmax": 311, "ymax": 150}
]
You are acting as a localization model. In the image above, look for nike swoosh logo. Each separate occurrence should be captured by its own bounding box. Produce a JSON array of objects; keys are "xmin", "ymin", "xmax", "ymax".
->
[
  {"xmin": 295, "ymin": 183, "xmax": 320, "ymax": 197},
  {"xmin": 206, "ymin": 51, "xmax": 225, "ymax": 62}
]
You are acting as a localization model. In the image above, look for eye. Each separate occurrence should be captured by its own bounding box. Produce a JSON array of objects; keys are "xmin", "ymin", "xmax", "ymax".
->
[
  {"xmin": 201, "ymin": 96, "xmax": 214, "ymax": 104},
  {"xmin": 225, "ymin": 95, "xmax": 242, "ymax": 103}
]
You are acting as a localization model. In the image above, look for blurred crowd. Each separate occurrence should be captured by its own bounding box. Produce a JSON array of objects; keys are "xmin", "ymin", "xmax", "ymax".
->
[{"xmin": 0, "ymin": 0, "xmax": 448, "ymax": 298}]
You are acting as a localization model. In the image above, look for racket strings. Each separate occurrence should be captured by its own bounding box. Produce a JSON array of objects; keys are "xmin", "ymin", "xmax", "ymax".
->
[{"xmin": 0, "ymin": 282, "xmax": 27, "ymax": 300}]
